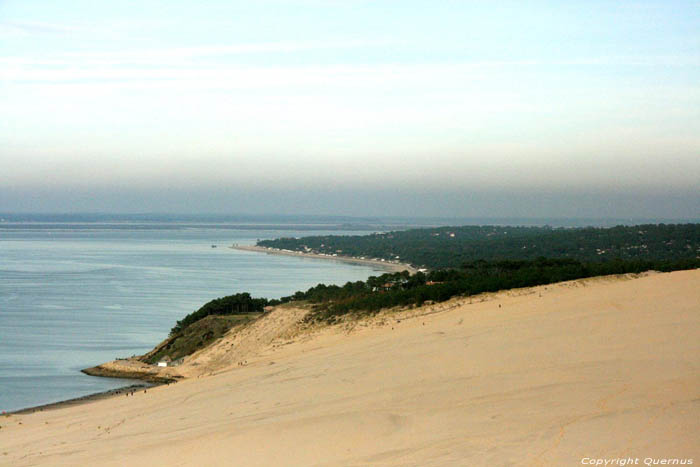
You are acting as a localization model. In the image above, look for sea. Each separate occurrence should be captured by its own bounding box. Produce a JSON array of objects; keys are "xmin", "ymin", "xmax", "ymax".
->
[{"xmin": 0, "ymin": 218, "xmax": 396, "ymax": 412}]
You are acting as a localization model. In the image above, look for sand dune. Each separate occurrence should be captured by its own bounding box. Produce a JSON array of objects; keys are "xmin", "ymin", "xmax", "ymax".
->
[{"xmin": 2, "ymin": 270, "xmax": 699, "ymax": 466}]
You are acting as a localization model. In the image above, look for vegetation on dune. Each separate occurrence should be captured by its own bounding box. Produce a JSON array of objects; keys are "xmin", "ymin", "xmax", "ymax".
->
[
  {"xmin": 145, "ymin": 314, "xmax": 260, "ymax": 364},
  {"xmin": 170, "ymin": 292, "xmax": 267, "ymax": 335},
  {"xmin": 288, "ymin": 257, "xmax": 699, "ymax": 323},
  {"xmin": 161, "ymin": 224, "xmax": 699, "ymax": 361},
  {"xmin": 155, "ymin": 293, "xmax": 268, "ymax": 361},
  {"xmin": 257, "ymin": 224, "xmax": 700, "ymax": 269}
]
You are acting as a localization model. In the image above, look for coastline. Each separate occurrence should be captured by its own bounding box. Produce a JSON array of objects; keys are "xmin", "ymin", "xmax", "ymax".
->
[
  {"xmin": 6, "ymin": 241, "xmax": 414, "ymax": 414},
  {"xmin": 10, "ymin": 363, "xmax": 180, "ymax": 415},
  {"xmin": 10, "ymin": 382, "xmax": 154, "ymax": 415},
  {"xmin": 232, "ymin": 244, "xmax": 418, "ymax": 274},
  {"xmin": 4, "ymin": 269, "xmax": 698, "ymax": 465}
]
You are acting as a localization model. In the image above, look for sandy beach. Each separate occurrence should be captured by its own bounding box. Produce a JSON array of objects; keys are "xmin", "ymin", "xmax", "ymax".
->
[
  {"xmin": 232, "ymin": 244, "xmax": 419, "ymax": 274},
  {"xmin": 10, "ymin": 384, "xmax": 153, "ymax": 416},
  {"xmin": 2, "ymin": 269, "xmax": 698, "ymax": 466}
]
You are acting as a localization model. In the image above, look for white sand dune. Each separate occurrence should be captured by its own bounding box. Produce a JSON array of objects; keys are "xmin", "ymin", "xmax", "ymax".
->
[{"xmin": 3, "ymin": 270, "xmax": 699, "ymax": 466}]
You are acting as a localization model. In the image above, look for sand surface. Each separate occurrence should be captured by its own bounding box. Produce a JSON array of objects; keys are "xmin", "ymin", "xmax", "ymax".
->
[
  {"xmin": 232, "ymin": 244, "xmax": 418, "ymax": 273},
  {"xmin": 2, "ymin": 270, "xmax": 698, "ymax": 466}
]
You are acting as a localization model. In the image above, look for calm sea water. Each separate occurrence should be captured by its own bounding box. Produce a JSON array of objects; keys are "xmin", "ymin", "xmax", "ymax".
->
[{"xmin": 0, "ymin": 223, "xmax": 387, "ymax": 412}]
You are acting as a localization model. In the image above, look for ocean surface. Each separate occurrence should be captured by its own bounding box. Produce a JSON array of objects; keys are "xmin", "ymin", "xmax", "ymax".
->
[{"xmin": 0, "ymin": 222, "xmax": 389, "ymax": 412}]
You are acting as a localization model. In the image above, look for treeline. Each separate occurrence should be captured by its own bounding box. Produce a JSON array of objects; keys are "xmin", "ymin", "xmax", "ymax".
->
[
  {"xmin": 168, "ymin": 257, "xmax": 699, "ymax": 338},
  {"xmin": 170, "ymin": 293, "xmax": 267, "ymax": 335},
  {"xmin": 281, "ymin": 257, "xmax": 700, "ymax": 323},
  {"xmin": 169, "ymin": 222, "xmax": 700, "ymax": 336},
  {"xmin": 257, "ymin": 224, "xmax": 700, "ymax": 269}
]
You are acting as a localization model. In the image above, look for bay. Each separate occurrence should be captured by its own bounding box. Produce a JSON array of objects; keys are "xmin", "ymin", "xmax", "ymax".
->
[{"xmin": 0, "ymin": 222, "xmax": 387, "ymax": 412}]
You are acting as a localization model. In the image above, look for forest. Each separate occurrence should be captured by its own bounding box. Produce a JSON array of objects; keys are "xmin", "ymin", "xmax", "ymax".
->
[
  {"xmin": 170, "ymin": 292, "xmax": 267, "ymax": 335},
  {"xmin": 170, "ymin": 257, "xmax": 699, "ymax": 336},
  {"xmin": 257, "ymin": 224, "xmax": 700, "ymax": 269},
  {"xmin": 274, "ymin": 257, "xmax": 700, "ymax": 323},
  {"xmin": 165, "ymin": 223, "xmax": 699, "ymax": 352}
]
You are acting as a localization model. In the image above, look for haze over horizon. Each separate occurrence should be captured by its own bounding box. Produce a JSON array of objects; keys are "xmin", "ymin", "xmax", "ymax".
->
[{"xmin": 1, "ymin": 1, "xmax": 698, "ymax": 218}]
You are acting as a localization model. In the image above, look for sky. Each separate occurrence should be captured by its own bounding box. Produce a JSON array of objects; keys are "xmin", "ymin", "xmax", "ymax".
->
[{"xmin": 1, "ymin": 0, "xmax": 698, "ymax": 218}]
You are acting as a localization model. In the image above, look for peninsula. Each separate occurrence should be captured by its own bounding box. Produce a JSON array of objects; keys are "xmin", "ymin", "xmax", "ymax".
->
[{"xmin": 232, "ymin": 244, "xmax": 418, "ymax": 273}]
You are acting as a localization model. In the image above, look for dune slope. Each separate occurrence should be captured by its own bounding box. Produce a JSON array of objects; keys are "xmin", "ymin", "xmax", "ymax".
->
[{"xmin": 2, "ymin": 270, "xmax": 699, "ymax": 466}]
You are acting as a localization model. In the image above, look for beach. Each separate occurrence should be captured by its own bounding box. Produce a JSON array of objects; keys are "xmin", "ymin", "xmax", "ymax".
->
[
  {"xmin": 9, "ymin": 384, "xmax": 153, "ymax": 416},
  {"xmin": 2, "ymin": 269, "xmax": 698, "ymax": 466},
  {"xmin": 0, "ymin": 224, "xmax": 385, "ymax": 413},
  {"xmin": 232, "ymin": 244, "xmax": 419, "ymax": 274}
]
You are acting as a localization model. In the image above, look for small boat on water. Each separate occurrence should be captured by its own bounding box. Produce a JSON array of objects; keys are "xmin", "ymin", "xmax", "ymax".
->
[{"xmin": 211, "ymin": 245, "xmax": 217, "ymax": 248}]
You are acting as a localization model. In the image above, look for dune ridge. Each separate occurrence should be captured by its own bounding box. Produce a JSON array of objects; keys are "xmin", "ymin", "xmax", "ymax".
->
[{"xmin": 2, "ymin": 270, "xmax": 698, "ymax": 466}]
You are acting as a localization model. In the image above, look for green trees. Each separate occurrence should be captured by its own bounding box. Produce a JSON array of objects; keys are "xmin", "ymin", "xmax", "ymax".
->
[
  {"xmin": 296, "ymin": 257, "xmax": 700, "ymax": 322},
  {"xmin": 165, "ymin": 256, "xmax": 699, "ymax": 339},
  {"xmin": 170, "ymin": 292, "xmax": 268, "ymax": 335},
  {"xmin": 258, "ymin": 224, "xmax": 700, "ymax": 269},
  {"xmin": 167, "ymin": 223, "xmax": 700, "ymax": 338}
]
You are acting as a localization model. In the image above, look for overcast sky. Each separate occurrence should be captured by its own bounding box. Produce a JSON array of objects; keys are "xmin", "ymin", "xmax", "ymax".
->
[{"xmin": 1, "ymin": 0, "xmax": 698, "ymax": 218}]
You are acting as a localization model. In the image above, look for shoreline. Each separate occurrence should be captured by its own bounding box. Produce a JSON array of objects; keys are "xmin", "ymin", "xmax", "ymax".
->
[
  {"xmin": 232, "ymin": 244, "xmax": 418, "ymax": 274},
  {"xmin": 10, "ymin": 363, "xmax": 180, "ymax": 415},
  {"xmin": 9, "ymin": 382, "xmax": 155, "ymax": 415},
  {"xmin": 14, "ymin": 236, "xmax": 416, "ymax": 414},
  {"xmin": 5, "ymin": 269, "xmax": 698, "ymax": 465}
]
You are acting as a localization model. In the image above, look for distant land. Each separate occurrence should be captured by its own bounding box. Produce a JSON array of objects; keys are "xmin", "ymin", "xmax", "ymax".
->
[
  {"xmin": 258, "ymin": 223, "xmax": 700, "ymax": 269},
  {"xmin": 6, "ymin": 218, "xmax": 699, "ymax": 465},
  {"xmin": 1, "ymin": 212, "xmax": 699, "ymax": 229},
  {"xmin": 82, "ymin": 222, "xmax": 699, "ymax": 370}
]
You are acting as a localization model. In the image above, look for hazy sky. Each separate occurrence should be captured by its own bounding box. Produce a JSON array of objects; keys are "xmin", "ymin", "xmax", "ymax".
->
[{"xmin": 1, "ymin": 1, "xmax": 698, "ymax": 218}]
